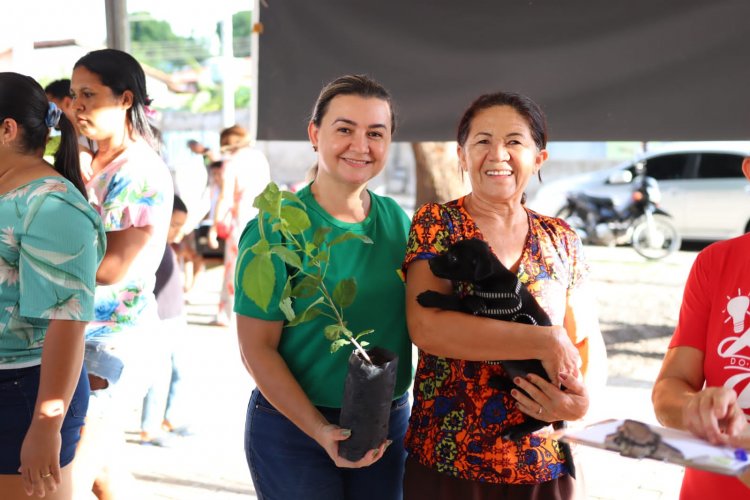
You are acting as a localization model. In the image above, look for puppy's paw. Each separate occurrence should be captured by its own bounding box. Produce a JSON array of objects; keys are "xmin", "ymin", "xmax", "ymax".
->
[{"xmin": 416, "ymin": 290, "xmax": 445, "ymax": 308}]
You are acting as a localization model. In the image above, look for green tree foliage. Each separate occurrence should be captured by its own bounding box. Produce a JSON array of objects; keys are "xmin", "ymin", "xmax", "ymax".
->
[
  {"xmin": 130, "ymin": 12, "xmax": 211, "ymax": 71},
  {"xmin": 186, "ymin": 86, "xmax": 251, "ymax": 113}
]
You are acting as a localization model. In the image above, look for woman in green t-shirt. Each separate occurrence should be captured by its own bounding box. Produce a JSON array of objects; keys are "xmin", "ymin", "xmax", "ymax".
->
[{"xmin": 234, "ymin": 75, "xmax": 413, "ymax": 499}]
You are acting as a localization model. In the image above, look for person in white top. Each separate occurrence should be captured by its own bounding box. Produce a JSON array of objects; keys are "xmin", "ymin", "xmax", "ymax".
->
[{"xmin": 208, "ymin": 125, "xmax": 271, "ymax": 326}]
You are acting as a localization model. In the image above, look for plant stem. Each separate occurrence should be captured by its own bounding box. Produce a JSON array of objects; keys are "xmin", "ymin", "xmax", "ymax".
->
[
  {"xmin": 348, "ymin": 336, "xmax": 373, "ymax": 364},
  {"xmin": 319, "ymin": 281, "xmax": 372, "ymax": 365}
]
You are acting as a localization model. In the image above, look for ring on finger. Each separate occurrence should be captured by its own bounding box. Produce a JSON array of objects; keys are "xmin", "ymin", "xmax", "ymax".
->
[
  {"xmin": 41, "ymin": 472, "xmax": 52, "ymax": 478},
  {"xmin": 537, "ymin": 406, "xmax": 543, "ymax": 415}
]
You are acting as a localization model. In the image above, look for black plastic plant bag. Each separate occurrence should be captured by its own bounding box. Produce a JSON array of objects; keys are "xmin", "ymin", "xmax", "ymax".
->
[{"xmin": 338, "ymin": 347, "xmax": 399, "ymax": 461}]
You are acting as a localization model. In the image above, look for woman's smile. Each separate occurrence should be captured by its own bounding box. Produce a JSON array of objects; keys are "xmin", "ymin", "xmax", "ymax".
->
[{"xmin": 341, "ymin": 156, "xmax": 372, "ymax": 168}]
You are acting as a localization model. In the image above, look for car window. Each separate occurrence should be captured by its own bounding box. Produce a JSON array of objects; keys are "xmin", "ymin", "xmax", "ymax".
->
[
  {"xmin": 697, "ymin": 153, "xmax": 744, "ymax": 179},
  {"xmin": 643, "ymin": 154, "xmax": 692, "ymax": 180}
]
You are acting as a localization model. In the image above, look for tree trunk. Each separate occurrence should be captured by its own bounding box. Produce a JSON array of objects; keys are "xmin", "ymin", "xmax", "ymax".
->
[{"xmin": 411, "ymin": 142, "xmax": 468, "ymax": 206}]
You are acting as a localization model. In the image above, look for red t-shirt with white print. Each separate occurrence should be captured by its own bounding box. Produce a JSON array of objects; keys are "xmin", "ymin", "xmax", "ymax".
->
[{"xmin": 670, "ymin": 233, "xmax": 750, "ymax": 499}]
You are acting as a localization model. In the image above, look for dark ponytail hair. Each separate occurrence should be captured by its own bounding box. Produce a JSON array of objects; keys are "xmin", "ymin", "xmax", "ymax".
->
[
  {"xmin": 0, "ymin": 72, "xmax": 85, "ymax": 198},
  {"xmin": 54, "ymin": 113, "xmax": 86, "ymax": 197},
  {"xmin": 74, "ymin": 49, "xmax": 156, "ymax": 150}
]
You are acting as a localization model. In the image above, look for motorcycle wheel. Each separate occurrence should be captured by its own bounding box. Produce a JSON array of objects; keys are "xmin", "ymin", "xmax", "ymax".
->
[
  {"xmin": 631, "ymin": 214, "xmax": 681, "ymax": 260},
  {"xmin": 556, "ymin": 206, "xmax": 589, "ymax": 241}
]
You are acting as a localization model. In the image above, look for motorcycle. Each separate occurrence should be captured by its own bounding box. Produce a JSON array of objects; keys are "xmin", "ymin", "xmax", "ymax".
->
[{"xmin": 556, "ymin": 162, "xmax": 681, "ymax": 260}]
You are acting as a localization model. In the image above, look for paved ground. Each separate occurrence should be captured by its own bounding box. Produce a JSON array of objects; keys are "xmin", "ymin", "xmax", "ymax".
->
[{"xmin": 115, "ymin": 245, "xmax": 703, "ymax": 499}]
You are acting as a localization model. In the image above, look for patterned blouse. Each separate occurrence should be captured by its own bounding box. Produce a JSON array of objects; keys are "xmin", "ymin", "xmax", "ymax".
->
[
  {"xmin": 84, "ymin": 140, "xmax": 173, "ymax": 341},
  {"xmin": 402, "ymin": 197, "xmax": 589, "ymax": 484},
  {"xmin": 0, "ymin": 178, "xmax": 105, "ymax": 367}
]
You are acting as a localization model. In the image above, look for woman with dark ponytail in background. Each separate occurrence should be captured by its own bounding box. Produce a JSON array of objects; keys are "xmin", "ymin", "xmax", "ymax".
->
[
  {"xmin": 68, "ymin": 48, "xmax": 174, "ymax": 499},
  {"xmin": 0, "ymin": 72, "xmax": 105, "ymax": 499}
]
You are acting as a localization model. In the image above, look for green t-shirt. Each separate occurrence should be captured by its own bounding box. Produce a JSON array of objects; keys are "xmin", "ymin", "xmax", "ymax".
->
[{"xmin": 234, "ymin": 184, "xmax": 413, "ymax": 407}]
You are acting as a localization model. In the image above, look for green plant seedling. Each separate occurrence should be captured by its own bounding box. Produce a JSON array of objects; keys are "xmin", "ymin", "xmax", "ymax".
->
[{"xmin": 240, "ymin": 182, "xmax": 375, "ymax": 363}]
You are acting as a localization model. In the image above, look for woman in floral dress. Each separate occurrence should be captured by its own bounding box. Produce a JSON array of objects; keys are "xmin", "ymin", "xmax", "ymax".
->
[
  {"xmin": 402, "ymin": 92, "xmax": 606, "ymax": 499},
  {"xmin": 0, "ymin": 72, "xmax": 105, "ymax": 500},
  {"xmin": 68, "ymin": 49, "xmax": 173, "ymax": 498}
]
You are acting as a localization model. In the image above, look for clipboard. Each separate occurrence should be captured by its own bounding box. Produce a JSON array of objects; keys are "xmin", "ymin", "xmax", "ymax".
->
[{"xmin": 558, "ymin": 419, "xmax": 750, "ymax": 476}]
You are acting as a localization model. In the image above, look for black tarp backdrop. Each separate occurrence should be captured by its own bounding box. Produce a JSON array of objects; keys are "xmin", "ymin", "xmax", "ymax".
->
[{"xmin": 257, "ymin": 0, "xmax": 750, "ymax": 142}]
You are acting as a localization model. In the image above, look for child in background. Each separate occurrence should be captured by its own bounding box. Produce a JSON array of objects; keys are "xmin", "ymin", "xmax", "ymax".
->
[{"xmin": 140, "ymin": 195, "xmax": 194, "ymax": 445}]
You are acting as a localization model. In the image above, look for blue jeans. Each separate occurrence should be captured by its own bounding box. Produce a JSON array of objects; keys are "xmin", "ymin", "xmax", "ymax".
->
[
  {"xmin": 141, "ymin": 349, "xmax": 189, "ymax": 432},
  {"xmin": 245, "ymin": 389, "xmax": 409, "ymax": 500},
  {"xmin": 141, "ymin": 317, "xmax": 189, "ymax": 433}
]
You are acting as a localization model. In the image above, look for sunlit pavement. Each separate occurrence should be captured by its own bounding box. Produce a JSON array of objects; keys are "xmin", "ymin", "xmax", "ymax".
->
[
  {"xmin": 123, "ymin": 262, "xmax": 256, "ymax": 499},
  {"xmin": 119, "ymin": 247, "xmax": 700, "ymax": 499}
]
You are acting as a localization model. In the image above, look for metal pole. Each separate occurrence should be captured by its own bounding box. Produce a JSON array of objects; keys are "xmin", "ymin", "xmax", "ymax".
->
[
  {"xmin": 221, "ymin": 13, "xmax": 235, "ymax": 128},
  {"xmin": 249, "ymin": 0, "xmax": 261, "ymax": 144},
  {"xmin": 105, "ymin": 0, "xmax": 130, "ymax": 52}
]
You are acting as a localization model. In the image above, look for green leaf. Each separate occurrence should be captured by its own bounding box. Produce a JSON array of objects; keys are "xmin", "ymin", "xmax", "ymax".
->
[
  {"xmin": 251, "ymin": 239, "xmax": 270, "ymax": 255},
  {"xmin": 253, "ymin": 182, "xmax": 282, "ymax": 218},
  {"xmin": 281, "ymin": 277, "xmax": 292, "ymax": 301},
  {"xmin": 332, "ymin": 278, "xmax": 357, "ymax": 309},
  {"xmin": 310, "ymin": 250, "xmax": 328, "ymax": 266},
  {"xmin": 330, "ymin": 339, "xmax": 350, "ymax": 354},
  {"xmin": 312, "ymin": 227, "xmax": 332, "ymax": 247},
  {"xmin": 329, "ymin": 232, "xmax": 373, "ymax": 247},
  {"xmin": 359, "ymin": 340, "xmax": 370, "ymax": 348},
  {"xmin": 280, "ymin": 206, "xmax": 311, "ymax": 234},
  {"xmin": 281, "ymin": 190, "xmax": 305, "ymax": 208},
  {"xmin": 291, "ymin": 275, "xmax": 321, "ymax": 298},
  {"xmin": 241, "ymin": 254, "xmax": 274, "ymax": 312},
  {"xmin": 270, "ymin": 246, "xmax": 302, "ymax": 269},
  {"xmin": 287, "ymin": 297, "xmax": 324, "ymax": 327},
  {"xmin": 304, "ymin": 242, "xmax": 316, "ymax": 255},
  {"xmin": 324, "ymin": 324, "xmax": 344, "ymax": 341},
  {"xmin": 354, "ymin": 329, "xmax": 374, "ymax": 340},
  {"xmin": 278, "ymin": 278, "xmax": 295, "ymax": 321}
]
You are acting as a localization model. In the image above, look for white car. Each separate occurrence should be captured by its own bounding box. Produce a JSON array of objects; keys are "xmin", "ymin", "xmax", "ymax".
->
[{"xmin": 527, "ymin": 149, "xmax": 750, "ymax": 242}]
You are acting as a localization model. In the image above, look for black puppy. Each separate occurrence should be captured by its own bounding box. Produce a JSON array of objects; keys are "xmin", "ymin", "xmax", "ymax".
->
[{"xmin": 417, "ymin": 238, "xmax": 575, "ymax": 476}]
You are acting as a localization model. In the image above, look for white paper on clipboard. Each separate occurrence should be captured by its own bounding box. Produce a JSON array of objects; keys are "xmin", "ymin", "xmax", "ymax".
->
[{"xmin": 560, "ymin": 419, "xmax": 750, "ymax": 476}]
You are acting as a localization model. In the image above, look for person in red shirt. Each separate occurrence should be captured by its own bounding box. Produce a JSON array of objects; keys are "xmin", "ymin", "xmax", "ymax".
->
[{"xmin": 653, "ymin": 156, "xmax": 750, "ymax": 499}]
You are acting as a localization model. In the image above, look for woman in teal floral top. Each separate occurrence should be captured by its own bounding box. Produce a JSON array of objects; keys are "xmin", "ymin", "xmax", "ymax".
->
[{"xmin": 0, "ymin": 73, "xmax": 105, "ymax": 500}]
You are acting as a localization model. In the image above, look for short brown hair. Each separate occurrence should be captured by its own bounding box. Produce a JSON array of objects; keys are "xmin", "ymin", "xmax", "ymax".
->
[{"xmin": 310, "ymin": 74, "xmax": 396, "ymax": 135}]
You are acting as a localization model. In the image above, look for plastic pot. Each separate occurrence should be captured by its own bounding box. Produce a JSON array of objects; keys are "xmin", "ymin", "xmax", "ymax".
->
[{"xmin": 338, "ymin": 347, "xmax": 399, "ymax": 461}]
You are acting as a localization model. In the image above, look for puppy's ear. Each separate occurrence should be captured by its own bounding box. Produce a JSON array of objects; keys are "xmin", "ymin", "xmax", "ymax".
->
[{"xmin": 473, "ymin": 254, "xmax": 494, "ymax": 280}]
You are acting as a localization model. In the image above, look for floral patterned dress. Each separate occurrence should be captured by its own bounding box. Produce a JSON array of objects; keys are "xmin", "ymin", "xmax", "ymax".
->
[
  {"xmin": 0, "ymin": 177, "xmax": 105, "ymax": 367},
  {"xmin": 84, "ymin": 139, "xmax": 173, "ymax": 342},
  {"xmin": 402, "ymin": 198, "xmax": 589, "ymax": 484}
]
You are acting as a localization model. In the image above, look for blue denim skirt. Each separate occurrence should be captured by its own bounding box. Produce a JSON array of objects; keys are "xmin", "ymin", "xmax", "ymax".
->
[{"xmin": 0, "ymin": 365, "xmax": 89, "ymax": 474}]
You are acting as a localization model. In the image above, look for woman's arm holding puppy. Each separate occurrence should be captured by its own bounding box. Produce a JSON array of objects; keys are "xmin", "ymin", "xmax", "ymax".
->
[{"xmin": 406, "ymin": 259, "xmax": 580, "ymax": 385}]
